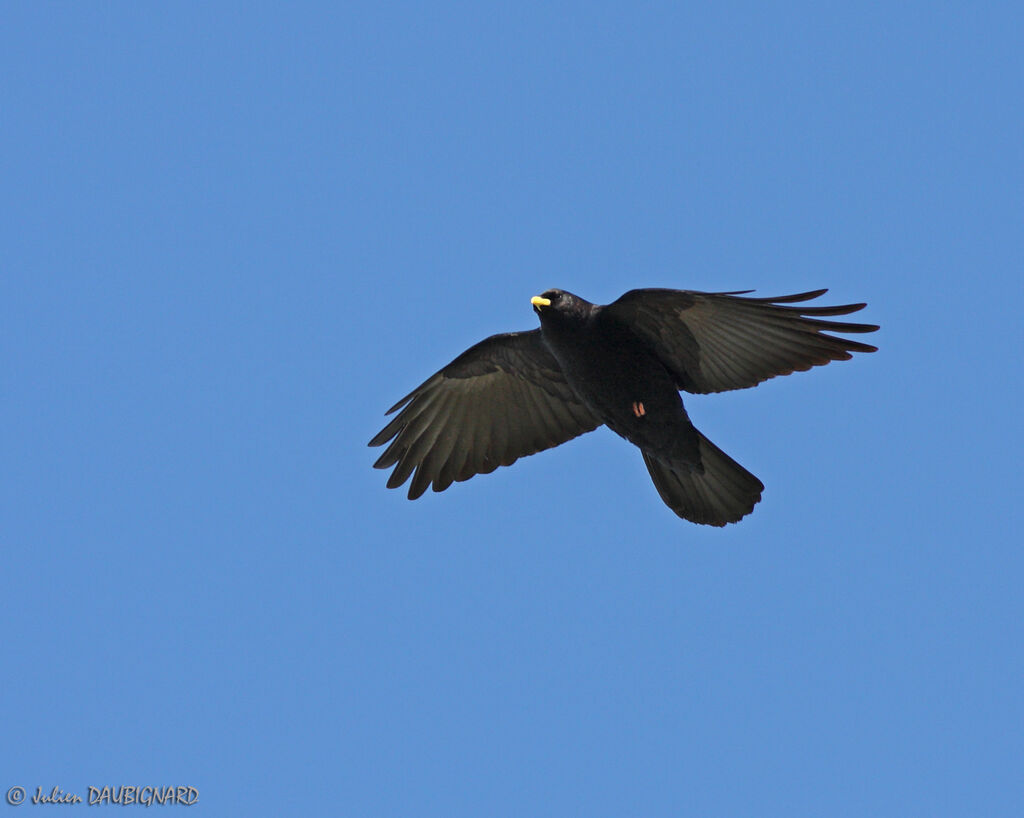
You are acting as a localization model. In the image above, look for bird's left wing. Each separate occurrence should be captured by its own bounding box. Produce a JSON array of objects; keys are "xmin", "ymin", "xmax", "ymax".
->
[
  {"xmin": 369, "ymin": 330, "xmax": 601, "ymax": 498},
  {"xmin": 603, "ymin": 288, "xmax": 879, "ymax": 394}
]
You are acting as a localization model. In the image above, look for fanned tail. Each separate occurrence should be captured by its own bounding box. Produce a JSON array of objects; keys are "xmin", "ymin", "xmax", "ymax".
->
[{"xmin": 642, "ymin": 432, "xmax": 763, "ymax": 526}]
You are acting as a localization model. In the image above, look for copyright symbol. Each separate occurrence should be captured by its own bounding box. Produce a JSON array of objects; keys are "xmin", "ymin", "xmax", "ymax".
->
[{"xmin": 6, "ymin": 786, "xmax": 25, "ymax": 805}]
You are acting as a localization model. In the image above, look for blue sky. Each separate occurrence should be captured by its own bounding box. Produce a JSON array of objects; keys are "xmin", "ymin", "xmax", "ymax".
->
[{"xmin": 2, "ymin": 2, "xmax": 1022, "ymax": 815}]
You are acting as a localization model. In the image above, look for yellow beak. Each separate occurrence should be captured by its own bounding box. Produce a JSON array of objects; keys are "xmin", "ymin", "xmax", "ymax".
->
[{"xmin": 531, "ymin": 295, "xmax": 551, "ymax": 308}]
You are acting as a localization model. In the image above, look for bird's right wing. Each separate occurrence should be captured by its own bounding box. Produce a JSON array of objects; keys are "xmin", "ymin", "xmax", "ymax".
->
[
  {"xmin": 604, "ymin": 288, "xmax": 879, "ymax": 394},
  {"xmin": 369, "ymin": 330, "xmax": 601, "ymax": 498}
]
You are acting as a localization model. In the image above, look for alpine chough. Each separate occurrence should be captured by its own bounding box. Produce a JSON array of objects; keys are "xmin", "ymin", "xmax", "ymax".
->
[{"xmin": 369, "ymin": 288, "xmax": 878, "ymax": 526}]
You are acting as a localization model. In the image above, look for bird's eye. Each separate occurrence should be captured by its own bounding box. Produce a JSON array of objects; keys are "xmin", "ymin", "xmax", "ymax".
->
[{"xmin": 545, "ymin": 290, "xmax": 561, "ymax": 302}]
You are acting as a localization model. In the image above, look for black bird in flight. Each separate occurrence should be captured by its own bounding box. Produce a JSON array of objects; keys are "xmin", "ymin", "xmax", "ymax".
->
[{"xmin": 369, "ymin": 288, "xmax": 878, "ymax": 525}]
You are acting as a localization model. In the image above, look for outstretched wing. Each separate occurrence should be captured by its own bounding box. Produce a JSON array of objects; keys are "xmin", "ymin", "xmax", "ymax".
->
[
  {"xmin": 603, "ymin": 288, "xmax": 879, "ymax": 394},
  {"xmin": 369, "ymin": 330, "xmax": 601, "ymax": 498}
]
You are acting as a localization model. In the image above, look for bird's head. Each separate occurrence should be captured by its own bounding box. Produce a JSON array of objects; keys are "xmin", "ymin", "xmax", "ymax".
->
[{"xmin": 530, "ymin": 289, "xmax": 592, "ymax": 325}]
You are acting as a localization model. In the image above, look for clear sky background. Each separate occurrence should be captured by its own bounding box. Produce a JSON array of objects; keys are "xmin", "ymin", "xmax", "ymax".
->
[{"xmin": 2, "ymin": 2, "xmax": 1022, "ymax": 816}]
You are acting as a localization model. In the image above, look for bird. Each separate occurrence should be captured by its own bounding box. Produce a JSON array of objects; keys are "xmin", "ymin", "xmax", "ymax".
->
[{"xmin": 369, "ymin": 287, "xmax": 878, "ymax": 526}]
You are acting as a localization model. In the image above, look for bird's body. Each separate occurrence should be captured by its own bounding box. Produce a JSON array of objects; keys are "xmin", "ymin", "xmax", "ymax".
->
[
  {"xmin": 370, "ymin": 287, "xmax": 878, "ymax": 526},
  {"xmin": 538, "ymin": 299, "xmax": 699, "ymax": 463}
]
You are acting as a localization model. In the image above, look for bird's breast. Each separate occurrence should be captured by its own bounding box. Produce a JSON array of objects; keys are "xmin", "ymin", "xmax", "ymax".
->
[{"xmin": 541, "ymin": 326, "xmax": 692, "ymax": 454}]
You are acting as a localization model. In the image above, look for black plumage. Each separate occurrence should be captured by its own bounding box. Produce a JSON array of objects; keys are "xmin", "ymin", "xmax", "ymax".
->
[{"xmin": 369, "ymin": 287, "xmax": 878, "ymax": 525}]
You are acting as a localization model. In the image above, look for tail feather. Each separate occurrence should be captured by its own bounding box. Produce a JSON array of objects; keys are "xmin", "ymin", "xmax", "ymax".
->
[{"xmin": 642, "ymin": 432, "xmax": 763, "ymax": 526}]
